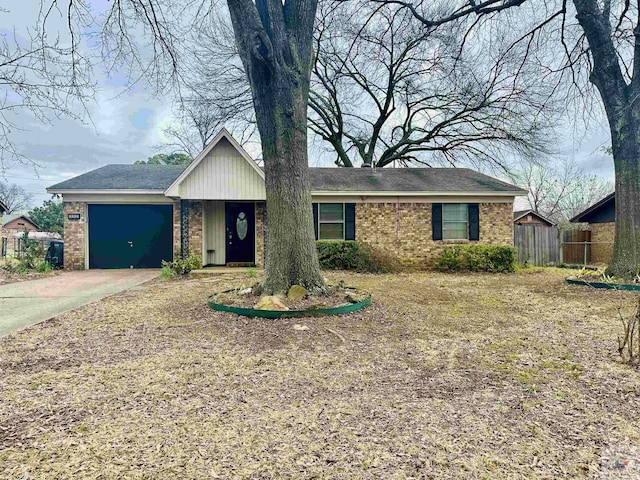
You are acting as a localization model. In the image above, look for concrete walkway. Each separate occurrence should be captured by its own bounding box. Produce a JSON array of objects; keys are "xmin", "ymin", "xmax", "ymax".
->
[{"xmin": 0, "ymin": 270, "xmax": 159, "ymax": 337}]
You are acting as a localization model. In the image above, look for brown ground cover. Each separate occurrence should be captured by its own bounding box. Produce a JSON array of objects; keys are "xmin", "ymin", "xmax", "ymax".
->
[{"xmin": 1, "ymin": 268, "xmax": 639, "ymax": 479}]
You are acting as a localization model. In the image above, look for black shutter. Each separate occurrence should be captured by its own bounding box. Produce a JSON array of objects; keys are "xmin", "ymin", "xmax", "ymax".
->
[
  {"xmin": 312, "ymin": 203, "xmax": 319, "ymax": 240},
  {"xmin": 468, "ymin": 203, "xmax": 480, "ymax": 241},
  {"xmin": 432, "ymin": 204, "xmax": 442, "ymax": 241},
  {"xmin": 345, "ymin": 203, "xmax": 356, "ymax": 240}
]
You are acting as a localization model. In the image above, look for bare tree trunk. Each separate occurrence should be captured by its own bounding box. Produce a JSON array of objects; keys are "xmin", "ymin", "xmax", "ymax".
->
[
  {"xmin": 607, "ymin": 120, "xmax": 640, "ymax": 277},
  {"xmin": 573, "ymin": 0, "xmax": 640, "ymax": 278},
  {"xmin": 254, "ymin": 62, "xmax": 325, "ymax": 293},
  {"xmin": 227, "ymin": 0, "xmax": 324, "ymax": 294}
]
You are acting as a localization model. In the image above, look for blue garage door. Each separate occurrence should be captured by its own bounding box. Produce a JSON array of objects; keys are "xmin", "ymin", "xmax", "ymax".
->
[{"xmin": 88, "ymin": 204, "xmax": 173, "ymax": 269}]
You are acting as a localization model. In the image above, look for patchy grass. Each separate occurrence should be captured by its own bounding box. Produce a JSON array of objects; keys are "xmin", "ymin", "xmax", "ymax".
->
[{"xmin": 1, "ymin": 269, "xmax": 640, "ymax": 478}]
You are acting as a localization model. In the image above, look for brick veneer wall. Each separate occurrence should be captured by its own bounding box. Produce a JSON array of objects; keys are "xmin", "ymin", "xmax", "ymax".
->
[
  {"xmin": 591, "ymin": 222, "xmax": 615, "ymax": 264},
  {"xmin": 356, "ymin": 202, "xmax": 513, "ymax": 268},
  {"xmin": 173, "ymin": 201, "xmax": 181, "ymax": 257},
  {"xmin": 188, "ymin": 201, "xmax": 203, "ymax": 263},
  {"xmin": 255, "ymin": 201, "xmax": 266, "ymax": 267},
  {"xmin": 63, "ymin": 202, "xmax": 86, "ymax": 270}
]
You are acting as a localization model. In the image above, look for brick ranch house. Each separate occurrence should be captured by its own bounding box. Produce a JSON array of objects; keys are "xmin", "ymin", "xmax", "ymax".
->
[
  {"xmin": 47, "ymin": 129, "xmax": 527, "ymax": 271},
  {"xmin": 570, "ymin": 192, "xmax": 615, "ymax": 264}
]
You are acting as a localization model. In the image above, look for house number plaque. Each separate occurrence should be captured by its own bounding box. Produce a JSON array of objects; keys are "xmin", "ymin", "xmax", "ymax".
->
[{"xmin": 67, "ymin": 213, "xmax": 81, "ymax": 221}]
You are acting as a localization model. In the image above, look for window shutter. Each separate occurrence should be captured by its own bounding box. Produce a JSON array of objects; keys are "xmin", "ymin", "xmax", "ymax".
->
[
  {"xmin": 312, "ymin": 203, "xmax": 318, "ymax": 240},
  {"xmin": 345, "ymin": 204, "xmax": 356, "ymax": 240},
  {"xmin": 468, "ymin": 203, "xmax": 480, "ymax": 241},
  {"xmin": 432, "ymin": 204, "xmax": 442, "ymax": 241}
]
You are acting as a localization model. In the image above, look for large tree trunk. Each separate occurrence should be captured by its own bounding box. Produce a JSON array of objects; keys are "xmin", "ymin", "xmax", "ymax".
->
[
  {"xmin": 254, "ymin": 63, "xmax": 325, "ymax": 294},
  {"xmin": 574, "ymin": 0, "xmax": 640, "ymax": 278},
  {"xmin": 227, "ymin": 0, "xmax": 325, "ymax": 294},
  {"xmin": 606, "ymin": 116, "xmax": 640, "ymax": 277}
]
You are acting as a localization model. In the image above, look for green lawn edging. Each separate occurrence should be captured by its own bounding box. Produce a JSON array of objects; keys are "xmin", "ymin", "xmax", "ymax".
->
[
  {"xmin": 208, "ymin": 291, "xmax": 372, "ymax": 319},
  {"xmin": 565, "ymin": 278, "xmax": 640, "ymax": 291}
]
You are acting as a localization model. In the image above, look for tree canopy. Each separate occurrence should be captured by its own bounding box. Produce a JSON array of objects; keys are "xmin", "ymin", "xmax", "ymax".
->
[
  {"xmin": 28, "ymin": 199, "xmax": 64, "ymax": 236},
  {"xmin": 134, "ymin": 153, "xmax": 192, "ymax": 166}
]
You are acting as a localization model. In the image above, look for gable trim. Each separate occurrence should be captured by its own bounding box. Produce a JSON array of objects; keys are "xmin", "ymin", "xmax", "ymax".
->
[
  {"xmin": 164, "ymin": 128, "xmax": 264, "ymax": 197},
  {"xmin": 513, "ymin": 209, "xmax": 555, "ymax": 226}
]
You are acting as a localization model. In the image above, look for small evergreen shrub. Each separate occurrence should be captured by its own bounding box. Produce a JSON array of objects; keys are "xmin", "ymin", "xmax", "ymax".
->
[
  {"xmin": 161, "ymin": 255, "xmax": 202, "ymax": 277},
  {"xmin": 316, "ymin": 241, "xmax": 396, "ymax": 273},
  {"xmin": 435, "ymin": 245, "xmax": 516, "ymax": 273}
]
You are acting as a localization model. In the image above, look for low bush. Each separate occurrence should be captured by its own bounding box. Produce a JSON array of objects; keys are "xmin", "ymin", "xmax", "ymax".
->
[
  {"xmin": 161, "ymin": 255, "xmax": 202, "ymax": 277},
  {"xmin": 435, "ymin": 245, "xmax": 516, "ymax": 273},
  {"xmin": 316, "ymin": 241, "xmax": 396, "ymax": 273}
]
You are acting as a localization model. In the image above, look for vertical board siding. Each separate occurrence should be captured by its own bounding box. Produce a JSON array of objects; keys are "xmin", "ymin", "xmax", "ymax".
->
[
  {"xmin": 203, "ymin": 201, "xmax": 225, "ymax": 265},
  {"xmin": 179, "ymin": 138, "xmax": 266, "ymax": 200},
  {"xmin": 514, "ymin": 224, "xmax": 560, "ymax": 266}
]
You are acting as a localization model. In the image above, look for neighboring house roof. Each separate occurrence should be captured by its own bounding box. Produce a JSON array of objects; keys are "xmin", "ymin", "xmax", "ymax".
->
[
  {"xmin": 48, "ymin": 164, "xmax": 527, "ymax": 196},
  {"xmin": 570, "ymin": 192, "xmax": 615, "ymax": 223},
  {"xmin": 513, "ymin": 209, "xmax": 555, "ymax": 226},
  {"xmin": 0, "ymin": 200, "xmax": 8, "ymax": 214},
  {"xmin": 2, "ymin": 214, "xmax": 40, "ymax": 230}
]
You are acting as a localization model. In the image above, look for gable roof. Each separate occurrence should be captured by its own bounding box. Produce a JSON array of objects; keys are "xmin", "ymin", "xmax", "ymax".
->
[
  {"xmin": 513, "ymin": 209, "xmax": 555, "ymax": 226},
  {"xmin": 570, "ymin": 192, "xmax": 615, "ymax": 223},
  {"xmin": 2, "ymin": 214, "xmax": 39, "ymax": 229},
  {"xmin": 47, "ymin": 164, "xmax": 186, "ymax": 192},
  {"xmin": 48, "ymin": 165, "xmax": 527, "ymax": 196},
  {"xmin": 164, "ymin": 129, "xmax": 264, "ymax": 197},
  {"xmin": 0, "ymin": 200, "xmax": 8, "ymax": 213},
  {"xmin": 47, "ymin": 129, "xmax": 527, "ymax": 197}
]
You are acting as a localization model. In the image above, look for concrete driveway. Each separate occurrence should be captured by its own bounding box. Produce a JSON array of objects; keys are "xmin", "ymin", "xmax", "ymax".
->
[{"xmin": 0, "ymin": 270, "xmax": 159, "ymax": 337}]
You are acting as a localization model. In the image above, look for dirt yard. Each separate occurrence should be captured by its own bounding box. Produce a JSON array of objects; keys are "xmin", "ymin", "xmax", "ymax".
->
[{"xmin": 1, "ymin": 268, "xmax": 639, "ymax": 479}]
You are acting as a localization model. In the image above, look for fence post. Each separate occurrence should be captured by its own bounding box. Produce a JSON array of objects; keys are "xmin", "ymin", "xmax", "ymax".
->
[{"xmin": 583, "ymin": 241, "xmax": 588, "ymax": 267}]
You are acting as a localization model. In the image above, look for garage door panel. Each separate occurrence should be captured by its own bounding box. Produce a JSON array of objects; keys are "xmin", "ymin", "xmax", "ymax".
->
[{"xmin": 89, "ymin": 204, "xmax": 173, "ymax": 269}]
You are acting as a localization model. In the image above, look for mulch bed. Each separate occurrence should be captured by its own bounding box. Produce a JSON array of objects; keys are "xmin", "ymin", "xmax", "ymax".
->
[{"xmin": 214, "ymin": 284, "xmax": 368, "ymax": 310}]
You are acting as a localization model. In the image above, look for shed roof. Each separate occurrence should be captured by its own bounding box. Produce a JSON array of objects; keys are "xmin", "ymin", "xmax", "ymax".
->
[{"xmin": 513, "ymin": 209, "xmax": 555, "ymax": 226}]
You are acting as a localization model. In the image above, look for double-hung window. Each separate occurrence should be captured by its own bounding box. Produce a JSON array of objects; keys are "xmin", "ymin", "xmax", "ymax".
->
[
  {"xmin": 442, "ymin": 203, "xmax": 469, "ymax": 240},
  {"xmin": 318, "ymin": 203, "xmax": 345, "ymax": 240}
]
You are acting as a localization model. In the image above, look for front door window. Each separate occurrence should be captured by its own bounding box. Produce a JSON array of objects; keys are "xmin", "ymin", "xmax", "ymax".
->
[{"xmin": 236, "ymin": 212, "xmax": 248, "ymax": 240}]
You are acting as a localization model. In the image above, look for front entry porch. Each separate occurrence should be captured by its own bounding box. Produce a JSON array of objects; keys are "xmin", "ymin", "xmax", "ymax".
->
[{"xmin": 182, "ymin": 200, "xmax": 264, "ymax": 267}]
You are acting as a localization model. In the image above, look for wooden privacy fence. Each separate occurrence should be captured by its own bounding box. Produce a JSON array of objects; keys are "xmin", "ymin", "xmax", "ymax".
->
[
  {"xmin": 561, "ymin": 229, "xmax": 592, "ymax": 265},
  {"xmin": 514, "ymin": 225, "xmax": 595, "ymax": 266},
  {"xmin": 514, "ymin": 224, "xmax": 560, "ymax": 266}
]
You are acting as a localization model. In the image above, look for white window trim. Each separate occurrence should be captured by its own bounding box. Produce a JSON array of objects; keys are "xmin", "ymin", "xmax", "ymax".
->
[
  {"xmin": 442, "ymin": 204, "xmax": 469, "ymax": 241},
  {"xmin": 318, "ymin": 203, "xmax": 346, "ymax": 241}
]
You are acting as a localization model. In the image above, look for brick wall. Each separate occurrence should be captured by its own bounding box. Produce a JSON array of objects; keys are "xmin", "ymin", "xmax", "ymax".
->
[
  {"xmin": 173, "ymin": 201, "xmax": 181, "ymax": 257},
  {"xmin": 63, "ymin": 202, "xmax": 86, "ymax": 270},
  {"xmin": 356, "ymin": 202, "xmax": 513, "ymax": 268},
  {"xmin": 255, "ymin": 201, "xmax": 266, "ymax": 267},
  {"xmin": 188, "ymin": 201, "xmax": 203, "ymax": 263},
  {"xmin": 591, "ymin": 222, "xmax": 615, "ymax": 264}
]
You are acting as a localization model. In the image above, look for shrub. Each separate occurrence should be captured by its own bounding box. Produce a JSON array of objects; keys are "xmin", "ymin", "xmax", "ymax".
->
[
  {"xmin": 161, "ymin": 254, "xmax": 202, "ymax": 277},
  {"xmin": 0, "ymin": 257, "xmax": 27, "ymax": 275},
  {"xmin": 316, "ymin": 241, "xmax": 395, "ymax": 273},
  {"xmin": 435, "ymin": 245, "xmax": 516, "ymax": 273}
]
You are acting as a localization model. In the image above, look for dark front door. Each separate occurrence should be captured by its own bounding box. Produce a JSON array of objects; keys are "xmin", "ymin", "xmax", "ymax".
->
[
  {"xmin": 89, "ymin": 204, "xmax": 173, "ymax": 269},
  {"xmin": 225, "ymin": 202, "xmax": 255, "ymax": 265}
]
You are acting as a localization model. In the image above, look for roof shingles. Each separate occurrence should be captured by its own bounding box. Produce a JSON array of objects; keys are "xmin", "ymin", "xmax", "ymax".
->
[{"xmin": 48, "ymin": 164, "xmax": 526, "ymax": 195}]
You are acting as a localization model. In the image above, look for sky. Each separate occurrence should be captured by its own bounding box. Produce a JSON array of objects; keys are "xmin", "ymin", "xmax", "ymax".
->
[{"xmin": 1, "ymin": 2, "xmax": 616, "ymax": 210}]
